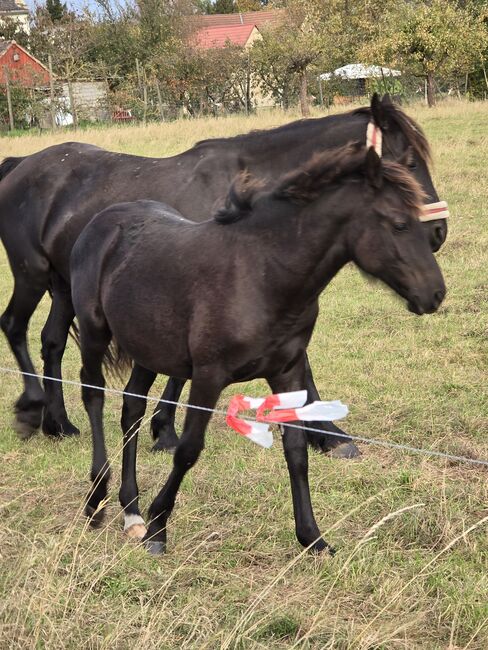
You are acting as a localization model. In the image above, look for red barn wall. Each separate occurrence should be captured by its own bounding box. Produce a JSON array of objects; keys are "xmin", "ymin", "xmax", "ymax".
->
[{"xmin": 0, "ymin": 43, "xmax": 50, "ymax": 87}]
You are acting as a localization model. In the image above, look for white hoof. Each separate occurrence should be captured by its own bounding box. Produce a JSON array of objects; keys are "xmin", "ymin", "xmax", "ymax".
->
[{"xmin": 124, "ymin": 514, "xmax": 147, "ymax": 540}]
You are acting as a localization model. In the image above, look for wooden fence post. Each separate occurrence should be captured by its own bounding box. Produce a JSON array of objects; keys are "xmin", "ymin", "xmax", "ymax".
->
[
  {"xmin": 155, "ymin": 79, "xmax": 165, "ymax": 121},
  {"xmin": 66, "ymin": 64, "xmax": 78, "ymax": 131},
  {"xmin": 48, "ymin": 54, "xmax": 56, "ymax": 129},
  {"xmin": 4, "ymin": 66, "xmax": 14, "ymax": 131}
]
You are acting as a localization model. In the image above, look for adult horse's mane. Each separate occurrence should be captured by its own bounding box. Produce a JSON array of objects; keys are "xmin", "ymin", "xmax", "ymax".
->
[
  {"xmin": 355, "ymin": 103, "xmax": 431, "ymax": 164},
  {"xmin": 215, "ymin": 143, "xmax": 425, "ymax": 225},
  {"xmin": 195, "ymin": 100, "xmax": 431, "ymax": 165}
]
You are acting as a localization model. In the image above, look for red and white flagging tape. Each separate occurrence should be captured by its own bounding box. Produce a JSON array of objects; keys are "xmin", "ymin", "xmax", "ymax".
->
[
  {"xmin": 226, "ymin": 390, "xmax": 348, "ymax": 448},
  {"xmin": 367, "ymin": 121, "xmax": 449, "ymax": 223}
]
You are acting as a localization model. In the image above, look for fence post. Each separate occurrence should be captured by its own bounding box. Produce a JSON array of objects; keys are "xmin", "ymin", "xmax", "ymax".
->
[
  {"xmin": 142, "ymin": 71, "xmax": 148, "ymax": 125},
  {"xmin": 3, "ymin": 66, "xmax": 14, "ymax": 131},
  {"xmin": 155, "ymin": 79, "xmax": 165, "ymax": 121},
  {"xmin": 66, "ymin": 77, "xmax": 78, "ymax": 129},
  {"xmin": 48, "ymin": 54, "xmax": 56, "ymax": 129},
  {"xmin": 135, "ymin": 58, "xmax": 142, "ymax": 94}
]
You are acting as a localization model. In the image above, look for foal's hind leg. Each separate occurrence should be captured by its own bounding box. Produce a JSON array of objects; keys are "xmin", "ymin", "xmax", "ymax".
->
[
  {"xmin": 303, "ymin": 354, "xmax": 360, "ymax": 459},
  {"xmin": 119, "ymin": 364, "xmax": 157, "ymax": 539},
  {"xmin": 79, "ymin": 325, "xmax": 112, "ymax": 527},
  {"xmin": 0, "ymin": 277, "xmax": 48, "ymax": 438},
  {"xmin": 143, "ymin": 370, "xmax": 223, "ymax": 555},
  {"xmin": 41, "ymin": 276, "xmax": 80, "ymax": 437},
  {"xmin": 151, "ymin": 377, "xmax": 186, "ymax": 453}
]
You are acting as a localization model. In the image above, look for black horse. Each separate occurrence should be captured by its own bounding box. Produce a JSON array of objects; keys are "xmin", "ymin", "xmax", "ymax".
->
[
  {"xmin": 71, "ymin": 144, "xmax": 446, "ymax": 555},
  {"xmin": 0, "ymin": 94, "xmax": 448, "ymax": 459}
]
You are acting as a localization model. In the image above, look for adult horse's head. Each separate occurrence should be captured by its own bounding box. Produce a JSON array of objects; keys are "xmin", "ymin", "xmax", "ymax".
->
[
  {"xmin": 271, "ymin": 143, "xmax": 446, "ymax": 316},
  {"xmin": 356, "ymin": 94, "xmax": 448, "ymax": 252}
]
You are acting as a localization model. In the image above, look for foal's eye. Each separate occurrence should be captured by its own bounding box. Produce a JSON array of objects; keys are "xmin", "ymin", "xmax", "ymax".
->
[
  {"xmin": 393, "ymin": 221, "xmax": 408, "ymax": 232},
  {"xmin": 408, "ymin": 161, "xmax": 417, "ymax": 170}
]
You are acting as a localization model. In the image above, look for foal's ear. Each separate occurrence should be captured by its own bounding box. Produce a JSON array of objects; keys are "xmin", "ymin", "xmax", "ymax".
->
[{"xmin": 365, "ymin": 146, "xmax": 383, "ymax": 189}]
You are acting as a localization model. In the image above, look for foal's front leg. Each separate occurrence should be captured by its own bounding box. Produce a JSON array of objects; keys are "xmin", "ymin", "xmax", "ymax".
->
[
  {"xmin": 143, "ymin": 370, "xmax": 223, "ymax": 555},
  {"xmin": 268, "ymin": 357, "xmax": 333, "ymax": 554}
]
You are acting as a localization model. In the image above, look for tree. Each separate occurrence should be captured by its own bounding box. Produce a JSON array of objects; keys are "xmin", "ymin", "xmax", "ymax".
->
[
  {"xmin": 0, "ymin": 16, "xmax": 29, "ymax": 47},
  {"xmin": 252, "ymin": 1, "xmax": 322, "ymax": 115},
  {"xmin": 213, "ymin": 0, "xmax": 236, "ymax": 13},
  {"xmin": 236, "ymin": 0, "xmax": 264, "ymax": 10},
  {"xmin": 46, "ymin": 0, "xmax": 67, "ymax": 23},
  {"xmin": 362, "ymin": 0, "xmax": 488, "ymax": 106}
]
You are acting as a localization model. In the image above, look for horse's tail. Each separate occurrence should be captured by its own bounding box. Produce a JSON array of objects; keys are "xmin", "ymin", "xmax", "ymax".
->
[
  {"xmin": 69, "ymin": 321, "xmax": 133, "ymax": 380},
  {"xmin": 0, "ymin": 156, "xmax": 24, "ymax": 181},
  {"xmin": 103, "ymin": 340, "xmax": 133, "ymax": 379}
]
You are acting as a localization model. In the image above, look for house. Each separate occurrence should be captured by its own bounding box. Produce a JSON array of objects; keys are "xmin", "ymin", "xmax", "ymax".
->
[
  {"xmin": 0, "ymin": 0, "xmax": 29, "ymax": 33},
  {"xmin": 0, "ymin": 40, "xmax": 50, "ymax": 87},
  {"xmin": 192, "ymin": 23, "xmax": 261, "ymax": 50}
]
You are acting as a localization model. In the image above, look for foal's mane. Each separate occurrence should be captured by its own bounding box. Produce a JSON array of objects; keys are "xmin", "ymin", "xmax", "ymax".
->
[{"xmin": 215, "ymin": 143, "xmax": 425, "ymax": 224}]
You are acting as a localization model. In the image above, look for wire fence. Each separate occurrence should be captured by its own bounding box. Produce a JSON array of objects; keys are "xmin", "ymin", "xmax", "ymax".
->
[
  {"xmin": 1, "ymin": 365, "xmax": 487, "ymax": 469},
  {"xmin": 1, "ymin": 65, "xmax": 487, "ymax": 134}
]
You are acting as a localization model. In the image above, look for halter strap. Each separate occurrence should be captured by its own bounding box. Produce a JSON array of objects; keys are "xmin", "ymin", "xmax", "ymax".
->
[
  {"xmin": 420, "ymin": 200, "xmax": 449, "ymax": 222},
  {"xmin": 366, "ymin": 120, "xmax": 382, "ymax": 156},
  {"xmin": 366, "ymin": 120, "xmax": 449, "ymax": 222}
]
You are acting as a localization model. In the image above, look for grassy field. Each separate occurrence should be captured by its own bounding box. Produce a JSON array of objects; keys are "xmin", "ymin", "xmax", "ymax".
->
[{"xmin": 0, "ymin": 100, "xmax": 487, "ymax": 649}]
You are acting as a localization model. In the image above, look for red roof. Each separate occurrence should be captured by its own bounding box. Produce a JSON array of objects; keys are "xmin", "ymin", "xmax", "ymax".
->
[
  {"xmin": 192, "ymin": 24, "xmax": 257, "ymax": 49},
  {"xmin": 194, "ymin": 10, "xmax": 283, "ymax": 29}
]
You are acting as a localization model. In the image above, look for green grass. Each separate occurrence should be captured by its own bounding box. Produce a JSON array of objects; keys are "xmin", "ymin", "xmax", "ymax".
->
[{"xmin": 0, "ymin": 99, "xmax": 487, "ymax": 649}]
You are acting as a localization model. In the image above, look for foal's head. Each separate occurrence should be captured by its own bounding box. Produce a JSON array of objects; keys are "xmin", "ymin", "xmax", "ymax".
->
[{"xmin": 281, "ymin": 144, "xmax": 446, "ymax": 314}]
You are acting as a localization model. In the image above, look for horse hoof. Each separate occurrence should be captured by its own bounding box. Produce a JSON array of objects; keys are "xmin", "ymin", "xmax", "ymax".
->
[
  {"xmin": 125, "ymin": 524, "xmax": 147, "ymax": 540},
  {"xmin": 85, "ymin": 504, "xmax": 105, "ymax": 528},
  {"xmin": 151, "ymin": 440, "xmax": 177, "ymax": 454},
  {"xmin": 309, "ymin": 538, "xmax": 335, "ymax": 555},
  {"xmin": 42, "ymin": 413, "xmax": 80, "ymax": 438},
  {"xmin": 12, "ymin": 417, "xmax": 37, "ymax": 441},
  {"xmin": 144, "ymin": 540, "xmax": 166, "ymax": 555},
  {"xmin": 329, "ymin": 442, "xmax": 361, "ymax": 459}
]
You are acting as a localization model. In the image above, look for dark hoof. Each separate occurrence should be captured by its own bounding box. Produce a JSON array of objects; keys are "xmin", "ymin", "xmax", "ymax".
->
[
  {"xmin": 85, "ymin": 503, "xmax": 105, "ymax": 528},
  {"xmin": 12, "ymin": 417, "xmax": 38, "ymax": 441},
  {"xmin": 13, "ymin": 396, "xmax": 44, "ymax": 438},
  {"xmin": 329, "ymin": 442, "xmax": 361, "ymax": 459},
  {"xmin": 42, "ymin": 411, "xmax": 80, "ymax": 438},
  {"xmin": 144, "ymin": 539, "xmax": 166, "ymax": 555},
  {"xmin": 151, "ymin": 423, "xmax": 179, "ymax": 447},
  {"xmin": 151, "ymin": 439, "xmax": 176, "ymax": 454},
  {"xmin": 310, "ymin": 538, "xmax": 335, "ymax": 555}
]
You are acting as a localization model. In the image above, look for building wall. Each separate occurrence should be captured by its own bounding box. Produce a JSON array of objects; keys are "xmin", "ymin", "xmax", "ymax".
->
[
  {"xmin": 0, "ymin": 42, "xmax": 49, "ymax": 86},
  {"xmin": 62, "ymin": 81, "xmax": 109, "ymax": 122}
]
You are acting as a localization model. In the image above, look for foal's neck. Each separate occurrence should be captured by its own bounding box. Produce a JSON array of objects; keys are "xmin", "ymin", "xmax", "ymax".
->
[{"xmin": 247, "ymin": 189, "xmax": 354, "ymax": 304}]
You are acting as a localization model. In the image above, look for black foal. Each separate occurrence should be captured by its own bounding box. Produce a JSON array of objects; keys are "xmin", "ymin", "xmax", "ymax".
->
[{"xmin": 71, "ymin": 144, "xmax": 445, "ymax": 554}]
